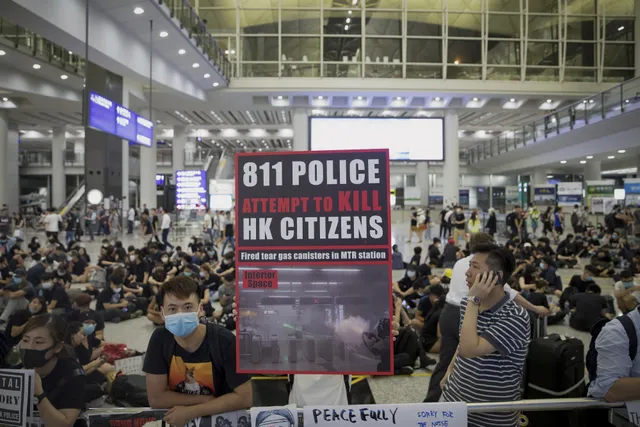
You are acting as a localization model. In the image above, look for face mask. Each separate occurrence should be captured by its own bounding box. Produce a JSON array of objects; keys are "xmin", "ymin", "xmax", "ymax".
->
[
  {"xmin": 540, "ymin": 264, "xmax": 546, "ymax": 270},
  {"xmin": 585, "ymin": 276, "xmax": 593, "ymax": 281},
  {"xmin": 623, "ymin": 281, "xmax": 635, "ymax": 289},
  {"xmin": 199, "ymin": 272, "xmax": 206, "ymax": 278},
  {"xmin": 184, "ymin": 271, "xmax": 192, "ymax": 277},
  {"xmin": 102, "ymin": 244, "xmax": 109, "ymax": 248},
  {"xmin": 191, "ymin": 239, "xmax": 196, "ymax": 244},
  {"xmin": 112, "ymin": 287, "xmax": 122, "ymax": 293},
  {"xmin": 166, "ymin": 247, "xmax": 172, "ymax": 253},
  {"xmin": 28, "ymin": 306, "xmax": 40, "ymax": 314},
  {"xmin": 42, "ymin": 282, "xmax": 53, "ymax": 290},
  {"xmin": 13, "ymin": 277, "xmax": 22, "ymax": 285},
  {"xmin": 57, "ymin": 270, "xmax": 66, "ymax": 276},
  {"xmin": 20, "ymin": 346, "xmax": 55, "ymax": 369},
  {"xmin": 45, "ymin": 266, "xmax": 53, "ymax": 273},
  {"xmin": 129, "ymin": 255, "xmax": 136, "ymax": 262},
  {"xmin": 208, "ymin": 251, "xmax": 215, "ymax": 257},
  {"xmin": 82, "ymin": 323, "xmax": 97, "ymax": 335},
  {"xmin": 66, "ymin": 256, "xmax": 72, "ymax": 262},
  {"xmin": 407, "ymin": 271, "xmax": 416, "ymax": 279},
  {"xmin": 164, "ymin": 311, "xmax": 199, "ymax": 338},
  {"xmin": 161, "ymin": 257, "xmax": 169, "ymax": 263}
]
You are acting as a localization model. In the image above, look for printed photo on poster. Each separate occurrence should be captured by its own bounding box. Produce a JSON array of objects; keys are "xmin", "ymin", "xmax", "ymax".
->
[
  {"xmin": 235, "ymin": 150, "xmax": 393, "ymax": 375},
  {"xmin": 252, "ymin": 405, "xmax": 298, "ymax": 427}
]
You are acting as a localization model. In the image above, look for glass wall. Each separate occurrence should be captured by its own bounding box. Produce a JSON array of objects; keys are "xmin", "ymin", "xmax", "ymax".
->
[{"xmin": 197, "ymin": 0, "xmax": 635, "ymax": 81}]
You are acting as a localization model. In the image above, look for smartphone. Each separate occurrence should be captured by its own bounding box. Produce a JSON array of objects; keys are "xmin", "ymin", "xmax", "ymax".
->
[{"xmin": 491, "ymin": 270, "xmax": 505, "ymax": 285}]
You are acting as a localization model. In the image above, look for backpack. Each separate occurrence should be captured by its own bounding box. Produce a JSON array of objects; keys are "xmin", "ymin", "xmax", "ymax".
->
[
  {"xmin": 586, "ymin": 313, "xmax": 637, "ymax": 384},
  {"xmin": 506, "ymin": 212, "xmax": 514, "ymax": 227},
  {"xmin": 111, "ymin": 374, "xmax": 149, "ymax": 407},
  {"xmin": 162, "ymin": 322, "xmax": 232, "ymax": 397}
]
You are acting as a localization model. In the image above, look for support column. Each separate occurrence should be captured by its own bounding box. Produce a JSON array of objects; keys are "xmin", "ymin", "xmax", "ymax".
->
[
  {"xmin": 121, "ymin": 91, "xmax": 129, "ymax": 225},
  {"xmin": 443, "ymin": 110, "xmax": 459, "ymax": 207},
  {"xmin": 173, "ymin": 126, "xmax": 187, "ymax": 174},
  {"xmin": 416, "ymin": 162, "xmax": 429, "ymax": 205},
  {"xmin": 292, "ymin": 109, "xmax": 309, "ymax": 151},
  {"xmin": 636, "ymin": 0, "xmax": 640, "ymax": 77},
  {"xmin": 531, "ymin": 169, "xmax": 548, "ymax": 186},
  {"xmin": 139, "ymin": 109, "xmax": 157, "ymax": 210},
  {"xmin": 0, "ymin": 111, "xmax": 8, "ymax": 209},
  {"xmin": 584, "ymin": 160, "xmax": 602, "ymax": 181},
  {"xmin": 51, "ymin": 127, "xmax": 66, "ymax": 208},
  {"xmin": 489, "ymin": 174, "xmax": 494, "ymax": 209}
]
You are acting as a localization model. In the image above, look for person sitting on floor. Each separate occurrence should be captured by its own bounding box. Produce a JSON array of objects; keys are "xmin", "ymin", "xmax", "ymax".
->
[
  {"xmin": 420, "ymin": 285, "xmax": 446, "ymax": 354},
  {"xmin": 428, "ymin": 239, "xmax": 442, "ymax": 267},
  {"xmin": 569, "ymin": 283, "xmax": 611, "ymax": 332},
  {"xmin": 391, "ymin": 244, "xmax": 405, "ymax": 270},
  {"xmin": 614, "ymin": 270, "xmax": 640, "ymax": 314},
  {"xmin": 590, "ymin": 249, "xmax": 616, "ymax": 277}
]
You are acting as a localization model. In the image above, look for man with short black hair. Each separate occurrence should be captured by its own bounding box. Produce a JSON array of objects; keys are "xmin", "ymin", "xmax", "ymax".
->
[
  {"xmin": 569, "ymin": 283, "xmax": 609, "ymax": 332},
  {"xmin": 441, "ymin": 243, "xmax": 530, "ymax": 427},
  {"xmin": 569, "ymin": 264, "xmax": 599, "ymax": 293},
  {"xmin": 143, "ymin": 277, "xmax": 252, "ymax": 426}
]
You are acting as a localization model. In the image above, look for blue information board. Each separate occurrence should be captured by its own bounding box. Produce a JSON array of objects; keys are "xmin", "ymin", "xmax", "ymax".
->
[{"xmin": 88, "ymin": 91, "xmax": 153, "ymax": 147}]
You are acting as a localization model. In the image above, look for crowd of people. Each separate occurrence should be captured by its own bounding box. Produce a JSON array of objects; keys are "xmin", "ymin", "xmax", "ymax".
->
[{"xmin": 1, "ymin": 201, "xmax": 640, "ymax": 427}]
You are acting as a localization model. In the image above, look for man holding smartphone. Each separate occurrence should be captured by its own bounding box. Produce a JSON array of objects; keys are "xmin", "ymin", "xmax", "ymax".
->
[{"xmin": 440, "ymin": 244, "xmax": 530, "ymax": 427}]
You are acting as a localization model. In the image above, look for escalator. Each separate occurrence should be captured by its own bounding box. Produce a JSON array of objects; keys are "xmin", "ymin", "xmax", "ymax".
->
[{"xmin": 59, "ymin": 183, "xmax": 85, "ymax": 215}]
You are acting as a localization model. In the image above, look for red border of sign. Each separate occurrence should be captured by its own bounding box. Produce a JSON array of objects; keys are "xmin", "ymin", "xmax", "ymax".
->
[{"xmin": 234, "ymin": 149, "xmax": 394, "ymax": 376}]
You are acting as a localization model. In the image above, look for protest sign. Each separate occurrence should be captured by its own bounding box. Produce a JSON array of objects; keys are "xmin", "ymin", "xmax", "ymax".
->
[
  {"xmin": 252, "ymin": 405, "xmax": 298, "ymax": 427},
  {"xmin": 87, "ymin": 409, "xmax": 250, "ymax": 427},
  {"xmin": 235, "ymin": 150, "xmax": 392, "ymax": 374},
  {"xmin": 303, "ymin": 402, "xmax": 467, "ymax": 427},
  {"xmin": 0, "ymin": 369, "xmax": 34, "ymax": 427}
]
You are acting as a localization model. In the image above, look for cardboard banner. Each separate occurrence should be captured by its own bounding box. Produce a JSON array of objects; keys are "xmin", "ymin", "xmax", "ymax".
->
[
  {"xmin": 0, "ymin": 369, "xmax": 35, "ymax": 427},
  {"xmin": 252, "ymin": 405, "xmax": 298, "ymax": 427},
  {"xmin": 533, "ymin": 185, "xmax": 556, "ymax": 205},
  {"xmin": 235, "ymin": 150, "xmax": 393, "ymax": 375},
  {"xmin": 303, "ymin": 402, "xmax": 467, "ymax": 427},
  {"xmin": 557, "ymin": 182, "xmax": 583, "ymax": 207}
]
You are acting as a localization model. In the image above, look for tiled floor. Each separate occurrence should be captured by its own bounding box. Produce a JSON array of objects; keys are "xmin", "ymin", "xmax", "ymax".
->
[{"xmin": 26, "ymin": 221, "xmax": 615, "ymax": 404}]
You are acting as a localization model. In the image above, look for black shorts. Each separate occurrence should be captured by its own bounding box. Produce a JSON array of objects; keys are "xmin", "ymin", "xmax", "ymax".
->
[{"xmin": 410, "ymin": 220, "xmax": 417, "ymax": 227}]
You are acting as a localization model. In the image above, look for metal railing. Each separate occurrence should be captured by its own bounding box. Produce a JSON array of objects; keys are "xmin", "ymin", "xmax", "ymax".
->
[
  {"xmin": 159, "ymin": 0, "xmax": 231, "ymax": 81},
  {"xmin": 467, "ymin": 74, "xmax": 640, "ymax": 164},
  {"xmin": 0, "ymin": 18, "xmax": 85, "ymax": 76},
  {"xmin": 19, "ymin": 150, "xmax": 52, "ymax": 167}
]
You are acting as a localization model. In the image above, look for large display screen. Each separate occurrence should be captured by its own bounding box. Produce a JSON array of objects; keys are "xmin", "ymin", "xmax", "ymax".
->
[
  {"xmin": 309, "ymin": 117, "xmax": 444, "ymax": 161},
  {"xmin": 88, "ymin": 91, "xmax": 153, "ymax": 147},
  {"xmin": 175, "ymin": 170, "xmax": 207, "ymax": 210}
]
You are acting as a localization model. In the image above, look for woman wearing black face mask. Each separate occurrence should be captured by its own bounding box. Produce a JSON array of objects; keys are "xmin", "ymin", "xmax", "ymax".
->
[{"xmin": 20, "ymin": 314, "xmax": 85, "ymax": 427}]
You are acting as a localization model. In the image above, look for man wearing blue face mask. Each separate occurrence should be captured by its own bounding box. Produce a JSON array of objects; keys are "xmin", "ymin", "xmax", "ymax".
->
[
  {"xmin": 0, "ymin": 267, "xmax": 36, "ymax": 324},
  {"xmin": 143, "ymin": 277, "xmax": 252, "ymax": 427},
  {"xmin": 40, "ymin": 273, "xmax": 72, "ymax": 315},
  {"xmin": 614, "ymin": 270, "xmax": 640, "ymax": 314}
]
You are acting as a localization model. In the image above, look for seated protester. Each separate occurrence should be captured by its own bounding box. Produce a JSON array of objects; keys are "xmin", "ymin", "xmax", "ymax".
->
[
  {"xmin": 519, "ymin": 242, "xmax": 535, "ymax": 263},
  {"xmin": 8, "ymin": 252, "xmax": 26, "ymax": 272},
  {"xmin": 216, "ymin": 251, "xmax": 235, "ymax": 277},
  {"xmin": 76, "ymin": 246, "xmax": 90, "ymax": 264},
  {"xmin": 527, "ymin": 280, "xmax": 550, "ymax": 314},
  {"xmin": 70, "ymin": 251, "xmax": 89, "ymax": 283},
  {"xmin": 112, "ymin": 241, "xmax": 127, "ymax": 263},
  {"xmin": 187, "ymin": 236, "xmax": 203, "ymax": 254},
  {"xmin": 410, "ymin": 246, "xmax": 422, "ymax": 266},
  {"xmin": 556, "ymin": 234, "xmax": 580, "ymax": 268},
  {"xmin": 148, "ymin": 262, "xmax": 167, "ymax": 293},
  {"xmin": 420, "ymin": 285, "xmax": 446, "ymax": 354},
  {"xmin": 183, "ymin": 264, "xmax": 213, "ymax": 318},
  {"xmin": 539, "ymin": 257, "xmax": 563, "ymax": 296},
  {"xmin": 127, "ymin": 249, "xmax": 151, "ymax": 296},
  {"xmin": 214, "ymin": 274, "xmax": 236, "ymax": 325},
  {"xmin": 28, "ymin": 236, "xmax": 41, "ymax": 255},
  {"xmin": 568, "ymin": 264, "xmax": 599, "ymax": 293},
  {"xmin": 440, "ymin": 239, "xmax": 459, "ymax": 268},
  {"xmin": 587, "ymin": 305, "xmax": 640, "ymax": 403},
  {"xmin": 513, "ymin": 263, "xmax": 538, "ymax": 293},
  {"xmin": 41, "ymin": 273, "xmax": 72, "ymax": 315},
  {"xmin": 67, "ymin": 293, "xmax": 106, "ymax": 346},
  {"xmin": 201, "ymin": 245, "xmax": 219, "ymax": 265},
  {"xmin": 177, "ymin": 254, "xmax": 193, "ymax": 276},
  {"xmin": 47, "ymin": 244, "xmax": 67, "ymax": 265},
  {"xmin": 97, "ymin": 245, "xmax": 116, "ymax": 270},
  {"xmin": 54, "ymin": 263, "xmax": 72, "ymax": 290},
  {"xmin": 0, "ymin": 256, "xmax": 10, "ymax": 287},
  {"xmin": 26, "ymin": 253, "xmax": 48, "ymax": 287},
  {"xmin": 147, "ymin": 290, "xmax": 165, "ymax": 326},
  {"xmin": 0, "ymin": 267, "xmax": 36, "ymax": 324},
  {"xmin": 590, "ymin": 249, "xmax": 616, "ymax": 277},
  {"xmin": 391, "ymin": 244, "xmax": 405, "ymax": 270},
  {"xmin": 569, "ymin": 283, "xmax": 610, "ymax": 332},
  {"xmin": 143, "ymin": 277, "xmax": 252, "ymax": 423},
  {"xmin": 96, "ymin": 274, "xmax": 141, "ymax": 323},
  {"xmin": 3, "ymin": 296, "xmax": 47, "ymax": 347},
  {"xmin": 428, "ymin": 238, "xmax": 442, "ymax": 267},
  {"xmin": 170, "ymin": 246, "xmax": 184, "ymax": 263},
  {"xmin": 19, "ymin": 314, "xmax": 86, "ymax": 426},
  {"xmin": 536, "ymin": 237, "xmax": 555, "ymax": 259},
  {"xmin": 441, "ymin": 244, "xmax": 530, "ymax": 427},
  {"xmin": 200, "ymin": 264, "xmax": 221, "ymax": 291},
  {"xmin": 393, "ymin": 296, "xmax": 434, "ymax": 374},
  {"xmin": 159, "ymin": 251, "xmax": 178, "ymax": 278},
  {"xmin": 392, "ymin": 264, "xmax": 421, "ymax": 302},
  {"xmin": 64, "ymin": 322, "xmax": 110, "ymax": 404},
  {"xmin": 191, "ymin": 247, "xmax": 205, "ymax": 266},
  {"xmin": 406, "ymin": 280, "xmax": 428, "ymax": 311},
  {"xmin": 614, "ymin": 270, "xmax": 640, "ymax": 314},
  {"xmin": 146, "ymin": 243, "xmax": 162, "ymax": 264}
]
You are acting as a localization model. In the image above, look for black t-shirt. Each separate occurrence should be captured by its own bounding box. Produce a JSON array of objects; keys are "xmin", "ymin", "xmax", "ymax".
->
[
  {"xmin": 506, "ymin": 212, "xmax": 516, "ymax": 228},
  {"xmin": 428, "ymin": 246, "xmax": 441, "ymax": 261},
  {"xmin": 569, "ymin": 275, "xmax": 593, "ymax": 293},
  {"xmin": 442, "ymin": 245, "xmax": 458, "ymax": 264},
  {"xmin": 43, "ymin": 284, "xmax": 71, "ymax": 310},
  {"xmin": 4, "ymin": 309, "xmax": 31, "ymax": 346},
  {"xmin": 143, "ymin": 325, "xmax": 250, "ymax": 397},
  {"xmin": 527, "ymin": 292, "xmax": 550, "ymax": 308},
  {"xmin": 570, "ymin": 292, "xmax": 606, "ymax": 330},
  {"xmin": 224, "ymin": 222, "xmax": 234, "ymax": 237},
  {"xmin": 26, "ymin": 263, "xmax": 46, "ymax": 286},
  {"xmin": 454, "ymin": 212, "xmax": 465, "ymax": 229},
  {"xmin": 73, "ymin": 342, "xmax": 93, "ymax": 366},
  {"xmin": 132, "ymin": 260, "xmax": 150, "ymax": 282},
  {"xmin": 71, "ymin": 258, "xmax": 88, "ymax": 276},
  {"xmin": 143, "ymin": 219, "xmax": 153, "ymax": 235},
  {"xmin": 41, "ymin": 357, "xmax": 85, "ymax": 412},
  {"xmin": 397, "ymin": 276, "xmax": 415, "ymax": 293},
  {"xmin": 421, "ymin": 307, "xmax": 442, "ymax": 349},
  {"xmin": 409, "ymin": 254, "xmax": 421, "ymax": 265},
  {"xmin": 96, "ymin": 287, "xmax": 123, "ymax": 311},
  {"xmin": 152, "ymin": 215, "xmax": 159, "ymax": 230}
]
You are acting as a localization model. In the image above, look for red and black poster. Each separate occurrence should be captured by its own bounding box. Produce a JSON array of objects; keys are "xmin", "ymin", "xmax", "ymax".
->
[{"xmin": 235, "ymin": 149, "xmax": 392, "ymax": 375}]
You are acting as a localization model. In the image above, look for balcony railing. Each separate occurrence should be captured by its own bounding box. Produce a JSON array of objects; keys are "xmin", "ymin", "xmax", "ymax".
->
[
  {"xmin": 20, "ymin": 151, "xmax": 52, "ymax": 167},
  {"xmin": 0, "ymin": 18, "xmax": 85, "ymax": 76},
  {"xmin": 160, "ymin": 0, "xmax": 231, "ymax": 81},
  {"xmin": 467, "ymin": 75, "xmax": 640, "ymax": 164}
]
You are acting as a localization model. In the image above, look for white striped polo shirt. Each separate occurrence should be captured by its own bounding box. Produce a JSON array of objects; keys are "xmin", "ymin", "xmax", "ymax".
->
[{"xmin": 442, "ymin": 293, "xmax": 531, "ymax": 427}]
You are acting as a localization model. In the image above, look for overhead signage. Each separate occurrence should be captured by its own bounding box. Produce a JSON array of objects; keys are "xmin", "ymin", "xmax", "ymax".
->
[
  {"xmin": 303, "ymin": 402, "xmax": 467, "ymax": 427},
  {"xmin": 0, "ymin": 369, "xmax": 34, "ymax": 427},
  {"xmin": 533, "ymin": 185, "xmax": 556, "ymax": 205},
  {"xmin": 156, "ymin": 174, "xmax": 165, "ymax": 186},
  {"xmin": 88, "ymin": 91, "xmax": 153, "ymax": 147},
  {"xmin": 557, "ymin": 182, "xmax": 583, "ymax": 206},
  {"xmin": 175, "ymin": 170, "xmax": 207, "ymax": 210},
  {"xmin": 459, "ymin": 189, "xmax": 470, "ymax": 207},
  {"xmin": 235, "ymin": 150, "xmax": 392, "ymax": 375}
]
